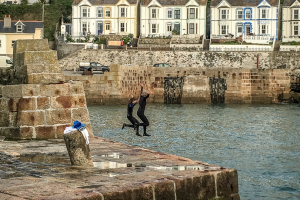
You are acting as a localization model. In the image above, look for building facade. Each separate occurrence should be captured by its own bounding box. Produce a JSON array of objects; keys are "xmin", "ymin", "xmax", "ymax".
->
[
  {"xmin": 282, "ymin": 0, "xmax": 300, "ymax": 42},
  {"xmin": 210, "ymin": 0, "xmax": 280, "ymax": 41},
  {"xmin": 140, "ymin": 0, "xmax": 207, "ymax": 37},
  {"xmin": 72, "ymin": 0, "xmax": 139, "ymax": 38},
  {"xmin": 0, "ymin": 16, "xmax": 43, "ymax": 55}
]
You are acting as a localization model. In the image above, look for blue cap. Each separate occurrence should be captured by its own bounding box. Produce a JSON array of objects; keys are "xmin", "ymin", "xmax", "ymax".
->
[{"xmin": 72, "ymin": 120, "xmax": 86, "ymax": 130}]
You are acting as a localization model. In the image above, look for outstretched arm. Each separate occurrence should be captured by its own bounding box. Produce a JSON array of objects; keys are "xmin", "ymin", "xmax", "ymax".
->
[{"xmin": 139, "ymin": 83, "xmax": 143, "ymax": 95}]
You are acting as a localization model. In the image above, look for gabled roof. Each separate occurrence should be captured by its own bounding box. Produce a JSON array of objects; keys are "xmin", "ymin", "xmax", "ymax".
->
[
  {"xmin": 73, "ymin": 0, "xmax": 138, "ymax": 5},
  {"xmin": 211, "ymin": 0, "xmax": 279, "ymax": 7},
  {"xmin": 283, "ymin": 0, "xmax": 299, "ymax": 6},
  {"xmin": 141, "ymin": 0, "xmax": 207, "ymax": 6},
  {"xmin": 0, "ymin": 21, "xmax": 43, "ymax": 33}
]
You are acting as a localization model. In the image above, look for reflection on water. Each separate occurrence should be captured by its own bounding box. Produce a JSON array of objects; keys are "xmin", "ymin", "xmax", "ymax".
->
[{"xmin": 88, "ymin": 103, "xmax": 300, "ymax": 200}]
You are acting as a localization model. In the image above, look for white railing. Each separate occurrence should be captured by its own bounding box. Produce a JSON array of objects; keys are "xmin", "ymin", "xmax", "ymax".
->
[
  {"xmin": 279, "ymin": 45, "xmax": 300, "ymax": 51},
  {"xmin": 210, "ymin": 44, "xmax": 272, "ymax": 52},
  {"xmin": 282, "ymin": 36, "xmax": 300, "ymax": 42},
  {"xmin": 211, "ymin": 35, "xmax": 235, "ymax": 39},
  {"xmin": 243, "ymin": 35, "xmax": 272, "ymax": 44}
]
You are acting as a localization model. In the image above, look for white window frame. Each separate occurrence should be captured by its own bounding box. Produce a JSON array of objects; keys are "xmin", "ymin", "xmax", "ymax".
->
[
  {"xmin": 261, "ymin": 25, "xmax": 266, "ymax": 34},
  {"xmin": 294, "ymin": 26, "xmax": 299, "ymax": 35},
  {"xmin": 106, "ymin": 9, "xmax": 111, "ymax": 17},
  {"xmin": 120, "ymin": 23, "xmax": 127, "ymax": 32},
  {"xmin": 262, "ymin": 9, "xmax": 266, "ymax": 19},
  {"xmin": 237, "ymin": 25, "xmax": 243, "ymax": 34},
  {"xmin": 221, "ymin": 25, "xmax": 228, "ymax": 35},
  {"xmin": 167, "ymin": 10, "xmax": 172, "ymax": 19},
  {"xmin": 294, "ymin": 10, "xmax": 299, "ymax": 20},
  {"xmin": 237, "ymin": 10, "xmax": 243, "ymax": 19},
  {"xmin": 105, "ymin": 23, "xmax": 110, "ymax": 31},
  {"xmin": 152, "ymin": 9, "xmax": 157, "ymax": 18},
  {"xmin": 82, "ymin": 23, "xmax": 87, "ymax": 34},
  {"xmin": 82, "ymin": 7, "xmax": 90, "ymax": 18},
  {"xmin": 189, "ymin": 23, "xmax": 194, "ymax": 34},
  {"xmin": 97, "ymin": 8, "xmax": 103, "ymax": 18},
  {"xmin": 17, "ymin": 25, "xmax": 22, "ymax": 32},
  {"xmin": 120, "ymin": 7, "xmax": 127, "ymax": 17},
  {"xmin": 245, "ymin": 9, "xmax": 251, "ymax": 19},
  {"xmin": 152, "ymin": 24, "xmax": 158, "ymax": 33},
  {"xmin": 11, "ymin": 40, "xmax": 16, "ymax": 48},
  {"xmin": 167, "ymin": 23, "xmax": 172, "ymax": 32},
  {"xmin": 190, "ymin": 8, "xmax": 195, "ymax": 19},
  {"xmin": 174, "ymin": 9, "xmax": 180, "ymax": 19},
  {"xmin": 221, "ymin": 9, "xmax": 228, "ymax": 19}
]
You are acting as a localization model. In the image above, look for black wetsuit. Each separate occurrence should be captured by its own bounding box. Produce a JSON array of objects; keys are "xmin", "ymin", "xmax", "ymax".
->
[
  {"xmin": 137, "ymin": 87, "xmax": 150, "ymax": 130},
  {"xmin": 124, "ymin": 102, "xmax": 139, "ymax": 128}
]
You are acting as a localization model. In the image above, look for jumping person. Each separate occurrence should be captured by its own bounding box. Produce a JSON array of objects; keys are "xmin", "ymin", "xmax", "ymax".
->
[
  {"xmin": 122, "ymin": 95, "xmax": 141, "ymax": 136},
  {"xmin": 137, "ymin": 83, "xmax": 153, "ymax": 137}
]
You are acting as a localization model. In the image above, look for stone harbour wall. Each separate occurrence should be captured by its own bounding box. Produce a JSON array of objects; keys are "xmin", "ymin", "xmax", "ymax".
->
[
  {"xmin": 0, "ymin": 82, "xmax": 92, "ymax": 139},
  {"xmin": 59, "ymin": 49, "xmax": 300, "ymax": 71},
  {"xmin": 65, "ymin": 65, "xmax": 300, "ymax": 105},
  {"xmin": 0, "ymin": 39, "xmax": 93, "ymax": 140}
]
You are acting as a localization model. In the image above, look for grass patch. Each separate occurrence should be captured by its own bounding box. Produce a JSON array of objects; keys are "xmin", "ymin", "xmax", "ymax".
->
[{"xmin": 281, "ymin": 41, "xmax": 300, "ymax": 45}]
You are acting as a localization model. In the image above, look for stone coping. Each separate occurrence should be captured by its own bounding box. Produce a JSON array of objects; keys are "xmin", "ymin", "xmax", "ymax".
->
[{"xmin": 0, "ymin": 137, "xmax": 239, "ymax": 200}]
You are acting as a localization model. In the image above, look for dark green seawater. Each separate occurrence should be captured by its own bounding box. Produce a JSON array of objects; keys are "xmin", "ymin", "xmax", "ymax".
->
[{"xmin": 88, "ymin": 104, "xmax": 300, "ymax": 200}]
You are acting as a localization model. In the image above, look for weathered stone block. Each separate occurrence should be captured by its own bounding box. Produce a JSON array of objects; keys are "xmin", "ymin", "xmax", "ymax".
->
[
  {"xmin": 51, "ymin": 96, "xmax": 74, "ymax": 109},
  {"xmin": 193, "ymin": 174, "xmax": 216, "ymax": 199},
  {"xmin": 216, "ymin": 169, "xmax": 239, "ymax": 198},
  {"xmin": 0, "ymin": 127, "xmax": 20, "ymax": 139},
  {"xmin": 23, "ymin": 51, "xmax": 58, "ymax": 65},
  {"xmin": 56, "ymin": 124, "xmax": 72, "ymax": 139},
  {"xmin": 8, "ymin": 98, "xmax": 19, "ymax": 112},
  {"xmin": 46, "ymin": 109, "xmax": 71, "ymax": 125},
  {"xmin": 51, "ymin": 84, "xmax": 70, "ymax": 96},
  {"xmin": 64, "ymin": 130, "xmax": 93, "ymax": 167},
  {"xmin": 37, "ymin": 97, "xmax": 50, "ymax": 109},
  {"xmin": 9, "ymin": 112, "xmax": 17, "ymax": 127},
  {"xmin": 22, "ymin": 84, "xmax": 40, "ymax": 97},
  {"xmin": 0, "ymin": 98, "xmax": 8, "ymax": 111},
  {"xmin": 36, "ymin": 126, "xmax": 56, "ymax": 139},
  {"xmin": 71, "ymin": 107, "xmax": 90, "ymax": 123},
  {"xmin": 48, "ymin": 64, "xmax": 62, "ymax": 73},
  {"xmin": 27, "ymin": 74, "xmax": 64, "ymax": 84},
  {"xmin": 26, "ymin": 64, "xmax": 46, "ymax": 74},
  {"xmin": 69, "ymin": 82, "xmax": 85, "ymax": 95},
  {"xmin": 2, "ymin": 85, "xmax": 22, "ymax": 98},
  {"xmin": 20, "ymin": 127, "xmax": 34, "ymax": 139},
  {"xmin": 0, "ymin": 112, "xmax": 9, "ymax": 127},
  {"xmin": 154, "ymin": 180, "xmax": 176, "ymax": 200},
  {"xmin": 18, "ymin": 98, "xmax": 36, "ymax": 111},
  {"xmin": 18, "ymin": 111, "xmax": 45, "ymax": 126},
  {"xmin": 39, "ymin": 85, "xmax": 53, "ymax": 97},
  {"xmin": 13, "ymin": 39, "xmax": 49, "ymax": 54}
]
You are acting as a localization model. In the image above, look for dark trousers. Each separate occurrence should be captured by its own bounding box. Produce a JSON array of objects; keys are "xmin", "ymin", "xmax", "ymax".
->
[
  {"xmin": 124, "ymin": 115, "xmax": 139, "ymax": 128},
  {"xmin": 137, "ymin": 111, "xmax": 149, "ymax": 133}
]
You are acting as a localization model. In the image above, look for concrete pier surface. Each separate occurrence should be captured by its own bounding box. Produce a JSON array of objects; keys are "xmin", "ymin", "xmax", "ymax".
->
[{"xmin": 0, "ymin": 137, "xmax": 239, "ymax": 200}]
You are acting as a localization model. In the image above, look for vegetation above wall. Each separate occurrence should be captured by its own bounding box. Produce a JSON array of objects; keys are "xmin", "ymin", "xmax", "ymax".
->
[{"xmin": 0, "ymin": 0, "xmax": 73, "ymax": 41}]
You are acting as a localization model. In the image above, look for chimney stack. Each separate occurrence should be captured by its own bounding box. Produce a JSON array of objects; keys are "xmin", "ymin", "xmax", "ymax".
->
[{"xmin": 4, "ymin": 14, "xmax": 11, "ymax": 29}]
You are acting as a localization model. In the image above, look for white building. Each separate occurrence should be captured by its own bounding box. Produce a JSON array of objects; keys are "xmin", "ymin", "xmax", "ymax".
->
[
  {"xmin": 210, "ymin": 0, "xmax": 280, "ymax": 41},
  {"xmin": 72, "ymin": 0, "xmax": 139, "ymax": 38},
  {"xmin": 282, "ymin": 0, "xmax": 300, "ymax": 42},
  {"xmin": 140, "ymin": 0, "xmax": 207, "ymax": 37}
]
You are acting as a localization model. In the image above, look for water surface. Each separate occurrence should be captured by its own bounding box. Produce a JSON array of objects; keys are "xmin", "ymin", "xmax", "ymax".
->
[{"xmin": 88, "ymin": 104, "xmax": 300, "ymax": 200}]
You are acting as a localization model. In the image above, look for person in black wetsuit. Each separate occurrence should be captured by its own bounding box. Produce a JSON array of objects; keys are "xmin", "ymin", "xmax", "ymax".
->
[
  {"xmin": 137, "ymin": 83, "xmax": 153, "ymax": 137},
  {"xmin": 122, "ymin": 96, "xmax": 140, "ymax": 135}
]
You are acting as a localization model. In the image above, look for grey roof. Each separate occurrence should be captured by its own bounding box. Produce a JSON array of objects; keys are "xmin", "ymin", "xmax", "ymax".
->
[
  {"xmin": 73, "ymin": 0, "xmax": 138, "ymax": 5},
  {"xmin": 0, "ymin": 21, "xmax": 43, "ymax": 33},
  {"xmin": 283, "ymin": 0, "xmax": 298, "ymax": 6},
  {"xmin": 141, "ymin": 0, "xmax": 207, "ymax": 6},
  {"xmin": 210, "ymin": 0, "xmax": 279, "ymax": 7}
]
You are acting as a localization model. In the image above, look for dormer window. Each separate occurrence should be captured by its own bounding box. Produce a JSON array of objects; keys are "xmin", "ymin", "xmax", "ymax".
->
[{"xmin": 17, "ymin": 25, "xmax": 22, "ymax": 32}]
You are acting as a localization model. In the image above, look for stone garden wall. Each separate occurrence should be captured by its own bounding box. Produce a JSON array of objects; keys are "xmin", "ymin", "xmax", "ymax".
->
[{"xmin": 59, "ymin": 49, "xmax": 300, "ymax": 71}]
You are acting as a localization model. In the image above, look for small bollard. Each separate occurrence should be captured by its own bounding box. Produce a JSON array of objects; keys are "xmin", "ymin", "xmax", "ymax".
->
[{"xmin": 64, "ymin": 130, "xmax": 93, "ymax": 167}]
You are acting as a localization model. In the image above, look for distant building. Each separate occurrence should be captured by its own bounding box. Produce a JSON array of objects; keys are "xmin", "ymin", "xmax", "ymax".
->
[
  {"xmin": 282, "ymin": 0, "xmax": 300, "ymax": 42},
  {"xmin": 0, "ymin": 15, "xmax": 43, "ymax": 56},
  {"xmin": 72, "ymin": 0, "xmax": 139, "ymax": 38},
  {"xmin": 140, "ymin": 0, "xmax": 207, "ymax": 37},
  {"xmin": 210, "ymin": 0, "xmax": 280, "ymax": 41}
]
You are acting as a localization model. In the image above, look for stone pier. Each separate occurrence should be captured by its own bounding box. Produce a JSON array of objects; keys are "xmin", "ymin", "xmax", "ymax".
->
[
  {"xmin": 0, "ymin": 137, "xmax": 240, "ymax": 200},
  {"xmin": 0, "ymin": 39, "xmax": 92, "ymax": 139}
]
